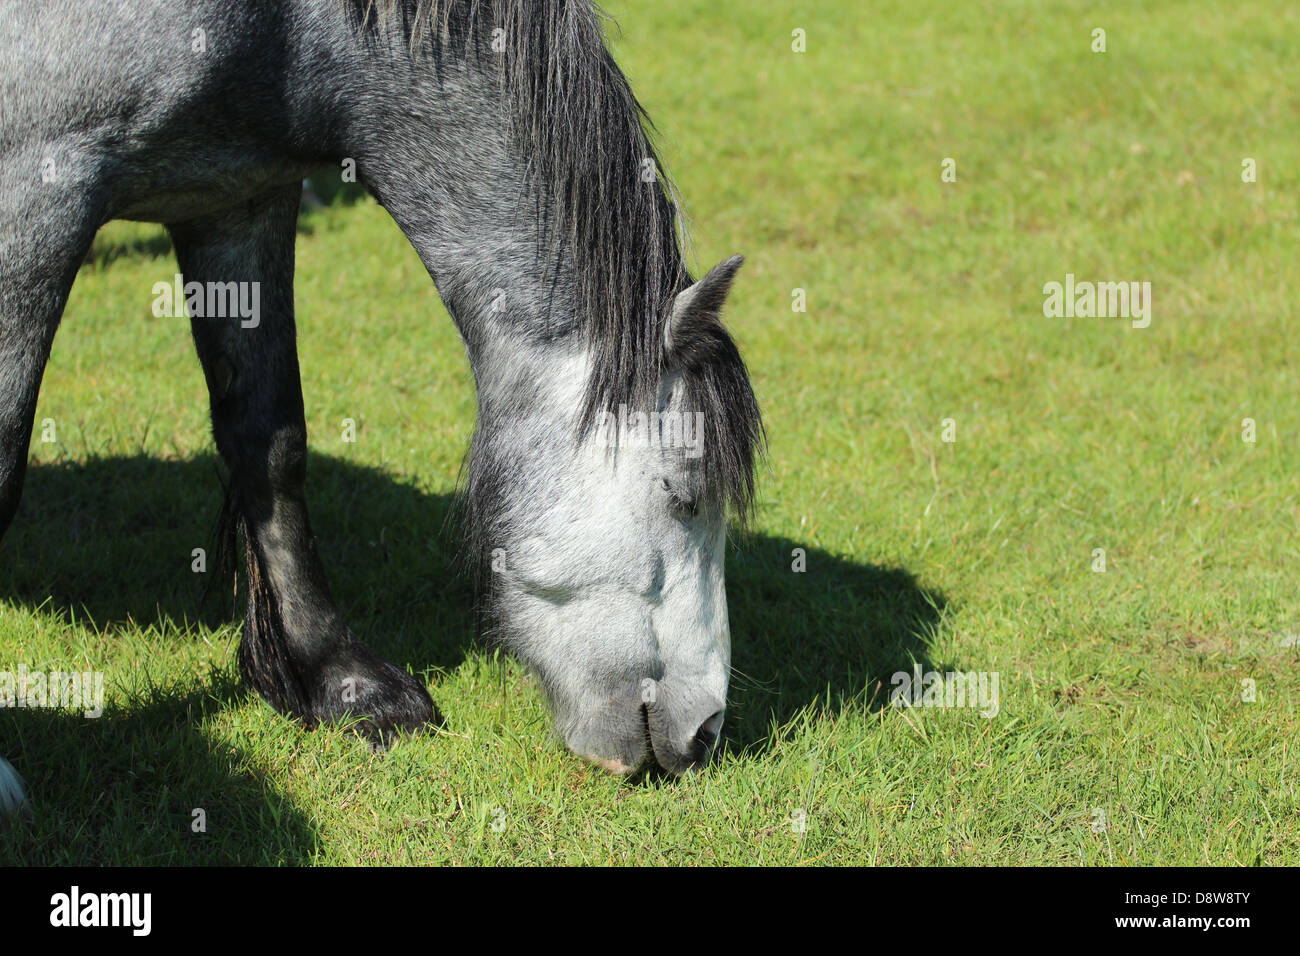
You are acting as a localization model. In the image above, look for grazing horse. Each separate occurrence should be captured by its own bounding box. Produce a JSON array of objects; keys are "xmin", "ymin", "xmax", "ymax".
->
[{"xmin": 0, "ymin": 0, "xmax": 762, "ymax": 813}]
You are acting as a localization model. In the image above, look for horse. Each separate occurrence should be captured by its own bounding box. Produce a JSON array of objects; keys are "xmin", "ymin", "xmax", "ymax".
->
[{"xmin": 0, "ymin": 0, "xmax": 762, "ymax": 815}]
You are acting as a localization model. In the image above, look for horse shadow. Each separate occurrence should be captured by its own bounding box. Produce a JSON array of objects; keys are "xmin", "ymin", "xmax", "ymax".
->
[
  {"xmin": 0, "ymin": 453, "xmax": 942, "ymax": 861},
  {"xmin": 725, "ymin": 530, "xmax": 945, "ymax": 751}
]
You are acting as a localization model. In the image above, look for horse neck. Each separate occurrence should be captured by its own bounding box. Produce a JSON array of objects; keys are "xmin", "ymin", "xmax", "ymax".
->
[{"xmin": 334, "ymin": 37, "xmax": 587, "ymax": 421}]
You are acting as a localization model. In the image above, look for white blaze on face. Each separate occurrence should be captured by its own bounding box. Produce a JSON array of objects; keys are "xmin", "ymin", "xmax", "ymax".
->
[{"xmin": 646, "ymin": 501, "xmax": 730, "ymax": 742}]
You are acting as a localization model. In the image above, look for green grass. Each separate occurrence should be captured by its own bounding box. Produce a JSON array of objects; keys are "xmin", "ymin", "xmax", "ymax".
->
[{"xmin": 2, "ymin": 0, "xmax": 1298, "ymax": 865}]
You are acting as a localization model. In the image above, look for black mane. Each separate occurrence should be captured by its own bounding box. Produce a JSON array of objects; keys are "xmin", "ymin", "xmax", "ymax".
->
[{"xmin": 350, "ymin": 0, "xmax": 762, "ymax": 519}]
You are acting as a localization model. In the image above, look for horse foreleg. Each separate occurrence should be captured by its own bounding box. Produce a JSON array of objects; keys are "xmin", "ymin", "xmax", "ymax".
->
[
  {"xmin": 0, "ymin": 181, "xmax": 96, "ymax": 538},
  {"xmin": 0, "ymin": 155, "xmax": 101, "ymax": 817},
  {"xmin": 168, "ymin": 186, "xmax": 434, "ymax": 745}
]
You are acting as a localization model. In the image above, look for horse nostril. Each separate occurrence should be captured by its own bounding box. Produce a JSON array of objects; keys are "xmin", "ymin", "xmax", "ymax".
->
[{"xmin": 692, "ymin": 710, "xmax": 725, "ymax": 759}]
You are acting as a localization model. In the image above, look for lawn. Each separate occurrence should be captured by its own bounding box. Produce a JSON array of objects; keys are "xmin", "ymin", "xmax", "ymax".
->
[{"xmin": 1, "ymin": 0, "xmax": 1297, "ymax": 864}]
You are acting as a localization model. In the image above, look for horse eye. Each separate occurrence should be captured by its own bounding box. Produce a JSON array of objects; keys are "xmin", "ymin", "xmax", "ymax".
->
[{"xmin": 661, "ymin": 479, "xmax": 698, "ymax": 517}]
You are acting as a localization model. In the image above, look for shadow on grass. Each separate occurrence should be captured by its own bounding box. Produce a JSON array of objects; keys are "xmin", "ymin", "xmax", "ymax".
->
[
  {"xmin": 0, "ymin": 453, "xmax": 943, "ymax": 858},
  {"xmin": 0, "ymin": 672, "xmax": 316, "ymax": 864},
  {"xmin": 725, "ymin": 534, "xmax": 944, "ymax": 751}
]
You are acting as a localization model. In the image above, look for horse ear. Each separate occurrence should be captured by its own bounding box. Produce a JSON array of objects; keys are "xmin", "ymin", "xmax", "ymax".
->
[{"xmin": 665, "ymin": 255, "xmax": 745, "ymax": 354}]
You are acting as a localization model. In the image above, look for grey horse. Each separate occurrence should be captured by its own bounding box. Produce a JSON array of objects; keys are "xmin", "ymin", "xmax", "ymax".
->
[{"xmin": 0, "ymin": 0, "xmax": 762, "ymax": 811}]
